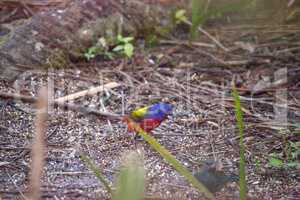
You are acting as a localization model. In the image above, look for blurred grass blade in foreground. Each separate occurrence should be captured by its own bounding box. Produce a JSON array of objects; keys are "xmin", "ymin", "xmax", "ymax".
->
[
  {"xmin": 80, "ymin": 154, "xmax": 113, "ymax": 195},
  {"xmin": 113, "ymin": 151, "xmax": 145, "ymax": 200}
]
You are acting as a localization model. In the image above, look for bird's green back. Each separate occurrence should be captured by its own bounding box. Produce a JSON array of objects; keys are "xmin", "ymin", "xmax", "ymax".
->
[{"xmin": 130, "ymin": 106, "xmax": 149, "ymax": 120}]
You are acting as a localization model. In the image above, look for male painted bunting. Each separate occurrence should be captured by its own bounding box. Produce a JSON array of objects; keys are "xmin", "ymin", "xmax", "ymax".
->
[{"xmin": 123, "ymin": 102, "xmax": 173, "ymax": 136}]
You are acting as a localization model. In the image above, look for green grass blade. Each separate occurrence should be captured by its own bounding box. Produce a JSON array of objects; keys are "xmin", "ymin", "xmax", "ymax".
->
[
  {"xmin": 232, "ymin": 87, "xmax": 247, "ymax": 200},
  {"xmin": 128, "ymin": 119, "xmax": 216, "ymax": 200},
  {"xmin": 80, "ymin": 154, "xmax": 113, "ymax": 195},
  {"xmin": 190, "ymin": 0, "xmax": 208, "ymax": 40},
  {"xmin": 113, "ymin": 151, "xmax": 145, "ymax": 200}
]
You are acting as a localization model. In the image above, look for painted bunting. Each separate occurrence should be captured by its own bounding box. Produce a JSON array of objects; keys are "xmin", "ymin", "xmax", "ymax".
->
[
  {"xmin": 123, "ymin": 102, "xmax": 173, "ymax": 135},
  {"xmin": 194, "ymin": 160, "xmax": 239, "ymax": 193}
]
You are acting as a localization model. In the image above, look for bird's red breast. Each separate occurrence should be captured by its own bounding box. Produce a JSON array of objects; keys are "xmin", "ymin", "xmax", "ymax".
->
[
  {"xmin": 123, "ymin": 116, "xmax": 163, "ymax": 133},
  {"xmin": 139, "ymin": 118, "xmax": 163, "ymax": 133}
]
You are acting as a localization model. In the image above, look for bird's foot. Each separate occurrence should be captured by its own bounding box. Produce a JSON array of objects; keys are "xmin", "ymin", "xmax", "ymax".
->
[{"xmin": 134, "ymin": 134, "xmax": 143, "ymax": 141}]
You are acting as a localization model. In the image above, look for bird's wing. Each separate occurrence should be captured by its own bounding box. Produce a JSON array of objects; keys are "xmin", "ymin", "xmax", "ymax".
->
[
  {"xmin": 140, "ymin": 118, "xmax": 163, "ymax": 132},
  {"xmin": 131, "ymin": 103, "xmax": 172, "ymax": 121},
  {"xmin": 143, "ymin": 103, "xmax": 171, "ymax": 120},
  {"xmin": 130, "ymin": 105, "xmax": 149, "ymax": 120}
]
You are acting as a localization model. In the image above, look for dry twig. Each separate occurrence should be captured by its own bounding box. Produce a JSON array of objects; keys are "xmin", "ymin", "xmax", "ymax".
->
[
  {"xmin": 0, "ymin": 91, "xmax": 122, "ymax": 120},
  {"xmin": 27, "ymin": 87, "xmax": 48, "ymax": 200},
  {"xmin": 183, "ymin": 20, "xmax": 229, "ymax": 52},
  {"xmin": 54, "ymin": 82, "xmax": 120, "ymax": 103}
]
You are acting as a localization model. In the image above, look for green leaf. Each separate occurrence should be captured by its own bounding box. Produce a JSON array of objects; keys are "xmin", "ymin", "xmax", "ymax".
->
[
  {"xmin": 269, "ymin": 157, "xmax": 284, "ymax": 168},
  {"xmin": 175, "ymin": 9, "xmax": 187, "ymax": 23},
  {"xmin": 122, "ymin": 36, "xmax": 134, "ymax": 43},
  {"xmin": 255, "ymin": 158, "xmax": 261, "ymax": 169},
  {"xmin": 286, "ymin": 162, "xmax": 300, "ymax": 169},
  {"xmin": 84, "ymin": 46, "xmax": 101, "ymax": 61},
  {"xmin": 113, "ymin": 151, "xmax": 145, "ymax": 200},
  {"xmin": 175, "ymin": 9, "xmax": 186, "ymax": 19},
  {"xmin": 84, "ymin": 52, "xmax": 94, "ymax": 61},
  {"xmin": 80, "ymin": 154, "xmax": 112, "ymax": 195},
  {"xmin": 113, "ymin": 45, "xmax": 124, "ymax": 52},
  {"xmin": 117, "ymin": 34, "xmax": 123, "ymax": 43},
  {"xmin": 295, "ymin": 123, "xmax": 300, "ymax": 129},
  {"xmin": 291, "ymin": 149, "xmax": 300, "ymax": 160},
  {"xmin": 104, "ymin": 52, "xmax": 114, "ymax": 60},
  {"xmin": 124, "ymin": 43, "xmax": 134, "ymax": 58},
  {"xmin": 289, "ymin": 141, "xmax": 300, "ymax": 148},
  {"xmin": 88, "ymin": 46, "xmax": 98, "ymax": 54}
]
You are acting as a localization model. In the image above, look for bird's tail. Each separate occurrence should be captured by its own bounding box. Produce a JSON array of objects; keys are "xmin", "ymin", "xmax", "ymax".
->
[{"xmin": 122, "ymin": 116, "xmax": 135, "ymax": 132}]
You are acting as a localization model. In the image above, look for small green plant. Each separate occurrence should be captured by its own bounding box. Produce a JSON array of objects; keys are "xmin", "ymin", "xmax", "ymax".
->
[
  {"xmin": 268, "ymin": 153, "xmax": 284, "ymax": 168},
  {"xmin": 173, "ymin": 0, "xmax": 211, "ymax": 39},
  {"xmin": 84, "ymin": 37, "xmax": 113, "ymax": 61},
  {"xmin": 174, "ymin": 0, "xmax": 256, "ymax": 41},
  {"xmin": 267, "ymin": 124, "xmax": 300, "ymax": 170},
  {"xmin": 289, "ymin": 141, "xmax": 300, "ymax": 159},
  {"xmin": 254, "ymin": 157, "xmax": 261, "ymax": 171},
  {"xmin": 112, "ymin": 34, "xmax": 134, "ymax": 58},
  {"xmin": 174, "ymin": 9, "xmax": 188, "ymax": 24},
  {"xmin": 84, "ymin": 46, "xmax": 100, "ymax": 61},
  {"xmin": 145, "ymin": 34, "xmax": 159, "ymax": 48},
  {"xmin": 232, "ymin": 87, "xmax": 247, "ymax": 200},
  {"xmin": 84, "ymin": 34, "xmax": 134, "ymax": 61},
  {"xmin": 268, "ymin": 141, "xmax": 300, "ymax": 169}
]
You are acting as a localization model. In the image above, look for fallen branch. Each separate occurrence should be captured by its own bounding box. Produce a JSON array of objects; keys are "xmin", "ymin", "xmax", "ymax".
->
[
  {"xmin": 0, "ymin": 0, "xmax": 69, "ymax": 8},
  {"xmin": 160, "ymin": 39, "xmax": 216, "ymax": 48},
  {"xmin": 183, "ymin": 20, "xmax": 229, "ymax": 52},
  {"xmin": 54, "ymin": 82, "xmax": 120, "ymax": 103},
  {"xmin": 0, "ymin": 91, "xmax": 123, "ymax": 120},
  {"xmin": 0, "ymin": 92, "xmax": 36, "ymax": 103}
]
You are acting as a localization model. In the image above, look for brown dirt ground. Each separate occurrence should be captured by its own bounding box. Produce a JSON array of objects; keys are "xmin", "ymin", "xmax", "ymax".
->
[{"xmin": 0, "ymin": 24, "xmax": 300, "ymax": 200}]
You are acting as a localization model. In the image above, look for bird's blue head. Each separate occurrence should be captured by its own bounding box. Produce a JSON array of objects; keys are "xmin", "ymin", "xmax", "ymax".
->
[
  {"xmin": 150, "ymin": 102, "xmax": 173, "ymax": 116},
  {"xmin": 144, "ymin": 102, "xmax": 174, "ymax": 121},
  {"xmin": 159, "ymin": 103, "xmax": 173, "ymax": 115}
]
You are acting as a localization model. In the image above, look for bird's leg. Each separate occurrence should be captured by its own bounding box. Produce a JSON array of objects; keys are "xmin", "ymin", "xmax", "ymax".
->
[{"xmin": 134, "ymin": 133, "xmax": 143, "ymax": 141}]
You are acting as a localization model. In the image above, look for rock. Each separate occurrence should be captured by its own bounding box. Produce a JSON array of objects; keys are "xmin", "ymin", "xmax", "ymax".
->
[
  {"xmin": 0, "ymin": 0, "xmax": 183, "ymax": 82},
  {"xmin": 194, "ymin": 160, "xmax": 239, "ymax": 193}
]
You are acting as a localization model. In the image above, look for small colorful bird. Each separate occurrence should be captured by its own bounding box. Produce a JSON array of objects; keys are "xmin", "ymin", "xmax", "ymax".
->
[{"xmin": 123, "ymin": 102, "xmax": 173, "ymax": 136}]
